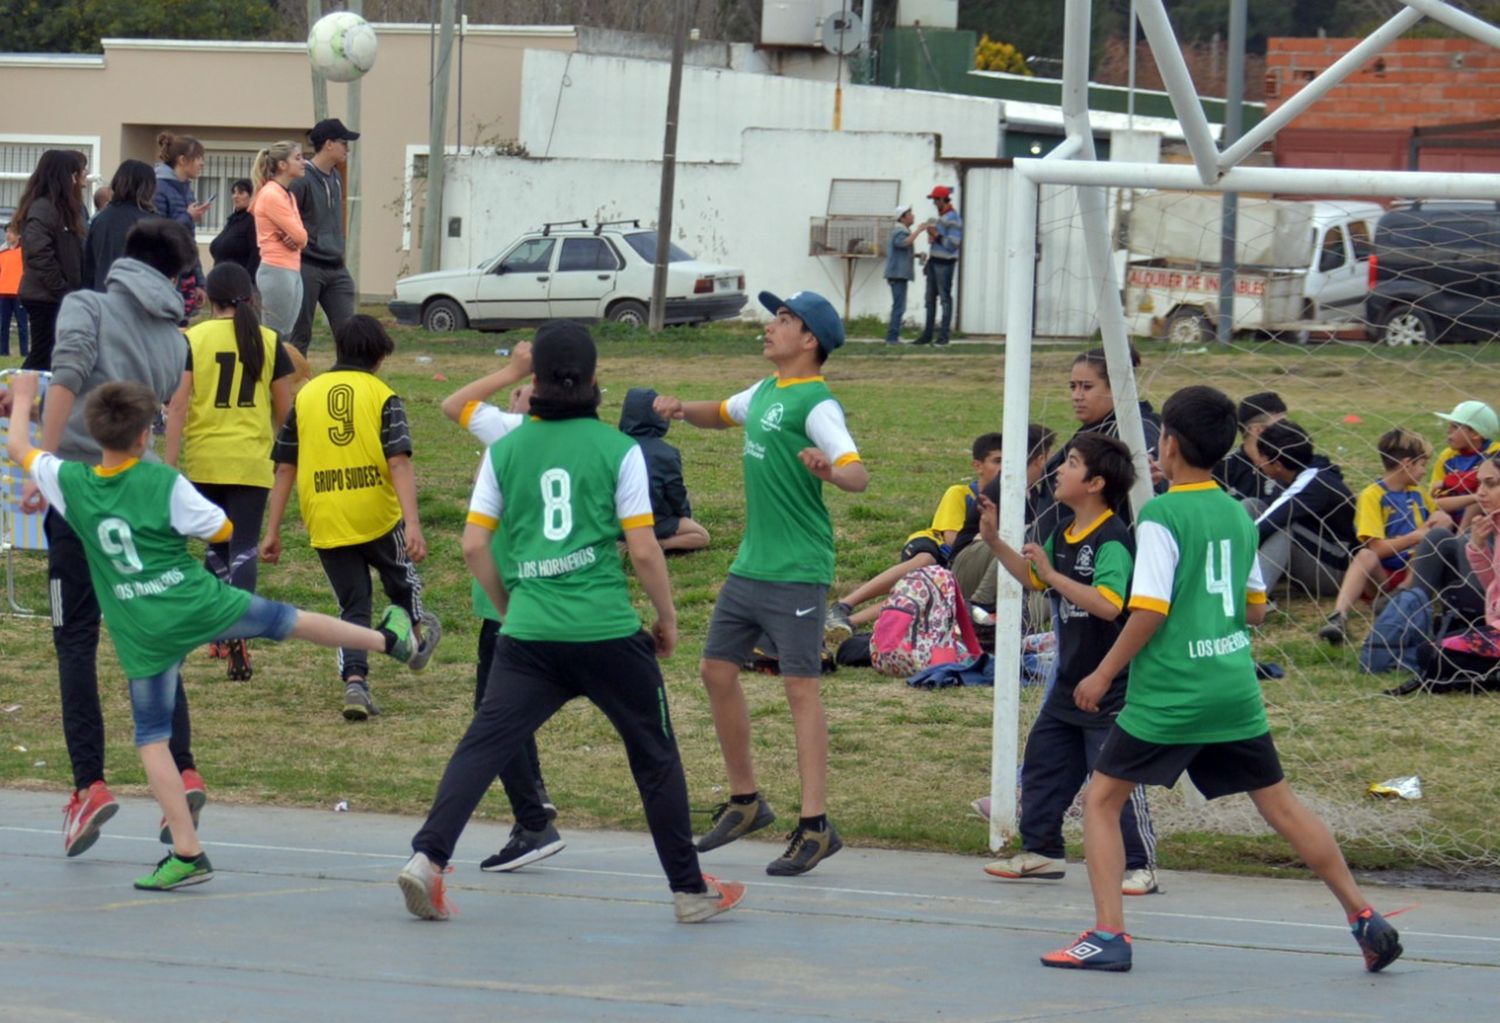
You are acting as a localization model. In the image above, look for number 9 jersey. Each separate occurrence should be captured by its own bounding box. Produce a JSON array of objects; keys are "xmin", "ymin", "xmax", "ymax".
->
[
  {"xmin": 281, "ymin": 367, "xmax": 404, "ymax": 548},
  {"xmin": 467, "ymin": 417, "xmax": 653, "ymax": 643}
]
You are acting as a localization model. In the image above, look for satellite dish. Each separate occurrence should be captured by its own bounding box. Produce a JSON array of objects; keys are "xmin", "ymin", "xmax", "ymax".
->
[{"xmin": 821, "ymin": 11, "xmax": 863, "ymax": 56}]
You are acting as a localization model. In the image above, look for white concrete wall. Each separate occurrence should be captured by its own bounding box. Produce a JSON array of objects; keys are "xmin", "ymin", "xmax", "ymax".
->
[
  {"xmin": 518, "ymin": 48, "xmax": 1001, "ymax": 162},
  {"xmin": 442, "ymin": 127, "xmax": 958, "ymax": 325}
]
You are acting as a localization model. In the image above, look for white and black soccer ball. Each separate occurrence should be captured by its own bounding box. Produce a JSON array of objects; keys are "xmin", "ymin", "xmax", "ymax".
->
[{"xmin": 307, "ymin": 11, "xmax": 378, "ymax": 83}]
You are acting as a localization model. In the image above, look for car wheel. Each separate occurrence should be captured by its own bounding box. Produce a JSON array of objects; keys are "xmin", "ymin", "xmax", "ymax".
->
[
  {"xmin": 422, "ymin": 298, "xmax": 468, "ymax": 333},
  {"xmin": 607, "ymin": 300, "xmax": 649, "ymax": 327},
  {"xmin": 1378, "ymin": 306, "xmax": 1435, "ymax": 347},
  {"xmin": 1165, "ymin": 307, "xmax": 1213, "ymax": 344}
]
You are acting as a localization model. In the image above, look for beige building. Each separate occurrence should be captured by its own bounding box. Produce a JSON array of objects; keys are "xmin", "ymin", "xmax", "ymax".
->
[{"xmin": 0, "ymin": 24, "xmax": 576, "ymax": 297}]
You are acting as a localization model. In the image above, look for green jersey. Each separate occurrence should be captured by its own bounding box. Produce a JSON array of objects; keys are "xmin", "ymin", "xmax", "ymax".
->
[
  {"xmin": 1117, "ymin": 481, "xmax": 1270, "ymax": 744},
  {"xmin": 466, "ymin": 416, "xmax": 653, "ymax": 642},
  {"xmin": 27, "ymin": 452, "xmax": 251, "ymax": 679},
  {"xmin": 721, "ymin": 375, "xmax": 860, "ymax": 585},
  {"xmin": 459, "ymin": 400, "xmax": 528, "ymax": 623}
]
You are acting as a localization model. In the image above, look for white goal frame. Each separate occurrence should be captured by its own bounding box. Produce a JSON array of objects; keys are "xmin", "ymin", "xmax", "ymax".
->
[{"xmin": 988, "ymin": 0, "xmax": 1500, "ymax": 850}]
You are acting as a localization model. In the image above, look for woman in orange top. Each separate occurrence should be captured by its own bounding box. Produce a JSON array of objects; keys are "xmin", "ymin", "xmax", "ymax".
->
[
  {"xmin": 0, "ymin": 221, "xmax": 27, "ymax": 357},
  {"xmin": 249, "ymin": 141, "xmax": 308, "ymax": 340}
]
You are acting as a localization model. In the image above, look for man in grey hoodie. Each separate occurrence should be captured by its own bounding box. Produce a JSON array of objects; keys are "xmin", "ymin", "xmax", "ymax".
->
[
  {"xmin": 20, "ymin": 219, "xmax": 203, "ymax": 857},
  {"xmin": 289, "ymin": 118, "xmax": 360, "ymax": 355}
]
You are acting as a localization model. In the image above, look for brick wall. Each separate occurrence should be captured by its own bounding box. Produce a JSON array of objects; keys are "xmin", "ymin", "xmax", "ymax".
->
[{"xmin": 1265, "ymin": 37, "xmax": 1500, "ymax": 129}]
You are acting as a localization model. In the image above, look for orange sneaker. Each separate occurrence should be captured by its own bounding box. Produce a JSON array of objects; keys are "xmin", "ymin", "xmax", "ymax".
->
[
  {"xmin": 159, "ymin": 768, "xmax": 208, "ymax": 844},
  {"xmin": 63, "ymin": 780, "xmax": 119, "ymax": 857},
  {"xmin": 1040, "ymin": 930, "xmax": 1133, "ymax": 972},
  {"xmin": 674, "ymin": 873, "xmax": 746, "ymax": 923}
]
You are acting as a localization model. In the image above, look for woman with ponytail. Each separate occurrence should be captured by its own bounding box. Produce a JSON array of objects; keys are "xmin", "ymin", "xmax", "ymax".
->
[
  {"xmin": 165, "ymin": 262, "xmax": 296, "ymax": 680},
  {"xmin": 153, "ymin": 132, "xmax": 210, "ymax": 322},
  {"xmin": 248, "ymin": 141, "xmax": 307, "ymax": 339}
]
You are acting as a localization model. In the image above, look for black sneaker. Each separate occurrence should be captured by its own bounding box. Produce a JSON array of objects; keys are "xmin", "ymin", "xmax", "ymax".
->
[
  {"xmin": 696, "ymin": 796, "xmax": 777, "ymax": 852},
  {"xmin": 342, "ymin": 680, "xmax": 380, "ymax": 721},
  {"xmin": 1318, "ymin": 612, "xmax": 1348, "ymax": 646},
  {"xmin": 480, "ymin": 821, "xmax": 566, "ymax": 872},
  {"xmin": 225, "ymin": 639, "xmax": 252, "ymax": 681},
  {"xmin": 1351, "ymin": 907, "xmax": 1403, "ymax": 972},
  {"xmin": 537, "ymin": 782, "xmax": 558, "ymax": 822},
  {"xmin": 765, "ymin": 821, "xmax": 842, "ymax": 876}
]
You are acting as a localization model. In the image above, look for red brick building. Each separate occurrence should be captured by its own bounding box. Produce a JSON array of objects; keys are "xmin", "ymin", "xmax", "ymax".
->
[{"xmin": 1264, "ymin": 36, "xmax": 1500, "ymax": 173}]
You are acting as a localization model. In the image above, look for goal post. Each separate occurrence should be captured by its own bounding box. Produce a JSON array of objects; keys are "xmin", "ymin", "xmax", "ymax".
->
[{"xmin": 988, "ymin": 0, "xmax": 1500, "ymax": 863}]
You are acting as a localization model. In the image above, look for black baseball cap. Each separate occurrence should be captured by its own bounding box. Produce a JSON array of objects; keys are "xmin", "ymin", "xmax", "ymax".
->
[
  {"xmin": 532, "ymin": 320, "xmax": 597, "ymax": 387},
  {"xmin": 310, "ymin": 118, "xmax": 361, "ymax": 146}
]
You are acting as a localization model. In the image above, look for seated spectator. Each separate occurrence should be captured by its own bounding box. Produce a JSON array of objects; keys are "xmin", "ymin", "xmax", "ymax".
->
[
  {"xmin": 825, "ymin": 432, "xmax": 1005, "ymax": 643},
  {"xmin": 618, "ymin": 386, "xmax": 710, "ymax": 554},
  {"xmin": 950, "ymin": 424, "xmax": 1055, "ymax": 609},
  {"xmin": 1319, "ymin": 429, "xmax": 1451, "ymax": 645},
  {"xmin": 1392, "ymin": 453, "xmax": 1500, "ymax": 694},
  {"xmin": 1427, "ymin": 400, "xmax": 1500, "ymax": 524},
  {"xmin": 1214, "ymin": 391, "xmax": 1286, "ymax": 502},
  {"xmin": 1248, "ymin": 420, "xmax": 1357, "ymax": 599}
]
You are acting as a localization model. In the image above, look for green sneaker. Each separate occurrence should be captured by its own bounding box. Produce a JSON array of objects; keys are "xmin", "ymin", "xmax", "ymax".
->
[
  {"xmin": 379, "ymin": 605, "xmax": 415, "ymax": 663},
  {"xmin": 134, "ymin": 852, "xmax": 214, "ymax": 891}
]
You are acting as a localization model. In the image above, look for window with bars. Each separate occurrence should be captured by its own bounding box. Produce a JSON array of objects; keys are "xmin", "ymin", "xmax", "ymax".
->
[
  {"xmin": 0, "ymin": 137, "xmax": 100, "ymax": 222},
  {"xmin": 194, "ymin": 149, "xmax": 259, "ymax": 238}
]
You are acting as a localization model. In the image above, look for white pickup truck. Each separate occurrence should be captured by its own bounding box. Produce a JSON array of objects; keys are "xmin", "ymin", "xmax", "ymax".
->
[{"xmin": 1122, "ymin": 194, "xmax": 1385, "ymax": 343}]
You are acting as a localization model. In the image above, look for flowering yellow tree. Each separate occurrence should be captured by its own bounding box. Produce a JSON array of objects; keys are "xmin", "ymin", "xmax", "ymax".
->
[{"xmin": 974, "ymin": 34, "xmax": 1031, "ymax": 75}]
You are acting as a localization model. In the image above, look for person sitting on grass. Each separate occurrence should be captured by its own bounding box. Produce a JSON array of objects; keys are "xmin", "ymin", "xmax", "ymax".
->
[
  {"xmin": 1247, "ymin": 419, "xmax": 1357, "ymax": 600},
  {"xmin": 6, "ymin": 373, "xmax": 416, "ymax": 892},
  {"xmin": 1040, "ymin": 385, "xmax": 1402, "ymax": 975},
  {"xmin": 1427, "ymin": 400, "xmax": 1500, "ymax": 524},
  {"xmin": 1319, "ymin": 428, "xmax": 1451, "ymax": 646},
  {"xmin": 619, "ymin": 386, "xmax": 711, "ymax": 554},
  {"xmin": 1213, "ymin": 391, "xmax": 1286, "ymax": 502},
  {"xmin": 824, "ymin": 431, "xmax": 1004, "ymax": 644},
  {"xmin": 975, "ymin": 432, "xmax": 1159, "ymax": 897}
]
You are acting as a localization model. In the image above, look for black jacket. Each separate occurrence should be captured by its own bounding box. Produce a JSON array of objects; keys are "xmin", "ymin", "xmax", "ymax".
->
[
  {"xmin": 1214, "ymin": 445, "xmax": 1280, "ymax": 503},
  {"xmin": 209, "ymin": 208, "xmax": 261, "ymax": 277},
  {"xmin": 1033, "ymin": 400, "xmax": 1164, "ymax": 539},
  {"xmin": 1254, "ymin": 455, "xmax": 1357, "ymax": 567},
  {"xmin": 19, "ymin": 196, "xmax": 84, "ymax": 304},
  {"xmin": 83, "ymin": 204, "xmax": 156, "ymax": 292},
  {"xmin": 618, "ymin": 387, "xmax": 691, "ymax": 531}
]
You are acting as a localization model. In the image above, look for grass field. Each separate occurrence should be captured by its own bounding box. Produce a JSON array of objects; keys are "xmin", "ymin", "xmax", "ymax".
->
[{"xmin": 2, "ymin": 314, "xmax": 1498, "ymax": 880}]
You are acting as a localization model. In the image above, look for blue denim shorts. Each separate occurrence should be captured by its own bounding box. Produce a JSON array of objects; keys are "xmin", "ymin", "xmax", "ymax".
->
[{"xmin": 128, "ymin": 596, "xmax": 298, "ymax": 746}]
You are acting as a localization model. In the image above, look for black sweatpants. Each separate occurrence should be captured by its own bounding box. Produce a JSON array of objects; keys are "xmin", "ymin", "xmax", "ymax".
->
[
  {"xmin": 47, "ymin": 511, "xmax": 194, "ymax": 790},
  {"xmin": 476, "ymin": 619, "xmax": 549, "ymax": 830},
  {"xmin": 315, "ymin": 524, "xmax": 423, "ymax": 681},
  {"xmin": 1020, "ymin": 708, "xmax": 1156, "ymax": 869},
  {"xmin": 19, "ymin": 299, "xmax": 58, "ymax": 371},
  {"xmin": 195, "ymin": 483, "xmax": 269, "ymax": 594},
  {"xmin": 412, "ymin": 631, "xmax": 705, "ymax": 893}
]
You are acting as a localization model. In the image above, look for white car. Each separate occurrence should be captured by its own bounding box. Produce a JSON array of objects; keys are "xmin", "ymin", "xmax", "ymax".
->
[{"xmin": 389, "ymin": 220, "xmax": 747, "ymax": 331}]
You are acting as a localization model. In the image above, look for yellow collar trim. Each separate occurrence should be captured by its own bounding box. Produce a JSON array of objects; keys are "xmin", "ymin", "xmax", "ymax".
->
[
  {"xmin": 94, "ymin": 458, "xmax": 140, "ymax": 477},
  {"xmin": 1064, "ymin": 509, "xmax": 1114, "ymax": 543},
  {"xmin": 775, "ymin": 374, "xmax": 825, "ymax": 388},
  {"xmin": 1168, "ymin": 480, "xmax": 1219, "ymax": 493}
]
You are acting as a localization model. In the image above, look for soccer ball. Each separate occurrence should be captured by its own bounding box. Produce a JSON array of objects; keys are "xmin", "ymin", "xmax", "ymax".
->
[{"xmin": 307, "ymin": 12, "xmax": 378, "ymax": 83}]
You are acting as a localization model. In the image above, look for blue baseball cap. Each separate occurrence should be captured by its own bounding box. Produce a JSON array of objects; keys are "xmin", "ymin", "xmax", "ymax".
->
[{"xmin": 758, "ymin": 290, "xmax": 845, "ymax": 354}]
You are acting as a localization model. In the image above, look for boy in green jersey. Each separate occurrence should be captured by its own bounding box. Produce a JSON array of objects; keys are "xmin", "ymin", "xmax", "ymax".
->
[
  {"xmin": 399, "ymin": 322, "xmax": 744, "ymax": 924},
  {"xmin": 1040, "ymin": 385, "xmax": 1403, "ymax": 975},
  {"xmin": 655, "ymin": 290, "xmax": 869, "ymax": 876},
  {"xmin": 7, "ymin": 373, "xmax": 416, "ymax": 892}
]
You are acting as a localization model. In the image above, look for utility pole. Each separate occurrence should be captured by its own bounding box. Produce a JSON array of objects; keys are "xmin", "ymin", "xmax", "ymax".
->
[
  {"xmin": 650, "ymin": 0, "xmax": 688, "ymax": 332},
  {"xmin": 1216, "ymin": 0, "xmax": 1246, "ymax": 345},
  {"xmin": 422, "ymin": 0, "xmax": 457, "ymax": 275},
  {"xmin": 307, "ymin": 0, "xmax": 328, "ymax": 121}
]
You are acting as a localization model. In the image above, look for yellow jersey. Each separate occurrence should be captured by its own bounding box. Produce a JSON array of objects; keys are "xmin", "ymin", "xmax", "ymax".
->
[
  {"xmin": 290, "ymin": 368, "xmax": 403, "ymax": 548},
  {"xmin": 180, "ymin": 319, "xmax": 284, "ymax": 488}
]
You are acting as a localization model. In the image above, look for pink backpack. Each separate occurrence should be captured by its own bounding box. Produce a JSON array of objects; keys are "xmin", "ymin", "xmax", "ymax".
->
[{"xmin": 870, "ymin": 566, "xmax": 980, "ymax": 677}]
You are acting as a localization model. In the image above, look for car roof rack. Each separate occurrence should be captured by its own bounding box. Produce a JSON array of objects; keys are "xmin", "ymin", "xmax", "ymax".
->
[
  {"xmin": 593, "ymin": 218, "xmax": 643, "ymax": 235},
  {"xmin": 541, "ymin": 219, "xmax": 588, "ymax": 236}
]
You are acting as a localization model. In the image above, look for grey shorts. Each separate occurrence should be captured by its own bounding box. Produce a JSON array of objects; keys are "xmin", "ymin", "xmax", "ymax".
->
[{"xmin": 702, "ymin": 573, "xmax": 828, "ymax": 678}]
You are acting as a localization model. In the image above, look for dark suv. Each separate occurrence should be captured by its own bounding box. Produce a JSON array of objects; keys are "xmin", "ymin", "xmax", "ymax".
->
[{"xmin": 1366, "ymin": 202, "xmax": 1500, "ymax": 346}]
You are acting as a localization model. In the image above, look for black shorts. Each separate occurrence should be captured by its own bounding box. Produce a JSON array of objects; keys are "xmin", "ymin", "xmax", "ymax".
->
[
  {"xmin": 900, "ymin": 535, "xmax": 949, "ymax": 568},
  {"xmin": 1093, "ymin": 726, "xmax": 1285, "ymax": 800}
]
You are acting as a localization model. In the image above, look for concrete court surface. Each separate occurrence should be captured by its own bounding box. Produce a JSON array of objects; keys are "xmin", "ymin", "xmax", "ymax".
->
[{"xmin": 1, "ymin": 789, "xmax": 1495, "ymax": 1023}]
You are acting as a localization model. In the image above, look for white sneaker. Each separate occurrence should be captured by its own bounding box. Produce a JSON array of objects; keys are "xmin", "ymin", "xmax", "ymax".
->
[
  {"xmin": 983, "ymin": 851, "xmax": 1065, "ymax": 880},
  {"xmin": 1121, "ymin": 867, "xmax": 1159, "ymax": 896},
  {"xmin": 398, "ymin": 851, "xmax": 453, "ymax": 920},
  {"xmin": 673, "ymin": 873, "xmax": 746, "ymax": 923}
]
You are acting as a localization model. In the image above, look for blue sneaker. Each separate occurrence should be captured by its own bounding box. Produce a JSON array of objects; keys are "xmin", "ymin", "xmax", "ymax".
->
[
  {"xmin": 1040, "ymin": 930, "xmax": 1133, "ymax": 972},
  {"xmin": 1351, "ymin": 908, "xmax": 1403, "ymax": 972}
]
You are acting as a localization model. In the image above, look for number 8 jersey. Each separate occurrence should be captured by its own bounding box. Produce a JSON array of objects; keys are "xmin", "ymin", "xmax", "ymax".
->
[{"xmin": 466, "ymin": 417, "xmax": 653, "ymax": 642}]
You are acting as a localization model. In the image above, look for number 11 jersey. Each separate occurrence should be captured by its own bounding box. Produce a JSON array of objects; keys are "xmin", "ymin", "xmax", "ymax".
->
[{"xmin": 180, "ymin": 319, "xmax": 294, "ymax": 488}]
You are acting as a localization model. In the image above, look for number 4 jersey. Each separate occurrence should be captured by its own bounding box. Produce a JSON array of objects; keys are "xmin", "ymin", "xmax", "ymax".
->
[
  {"xmin": 467, "ymin": 417, "xmax": 653, "ymax": 642},
  {"xmin": 1117, "ymin": 480, "xmax": 1269, "ymax": 745},
  {"xmin": 25, "ymin": 452, "xmax": 251, "ymax": 679}
]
